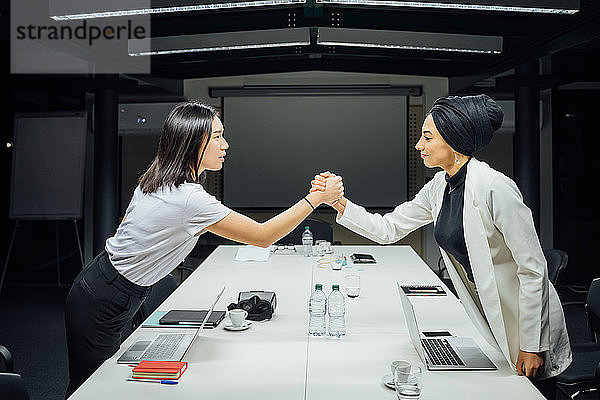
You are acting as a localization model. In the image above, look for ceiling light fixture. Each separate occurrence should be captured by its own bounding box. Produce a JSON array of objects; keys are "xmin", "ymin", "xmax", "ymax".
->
[
  {"xmin": 51, "ymin": 0, "xmax": 307, "ymax": 21},
  {"xmin": 314, "ymin": 0, "xmax": 579, "ymax": 14},
  {"xmin": 317, "ymin": 27, "xmax": 503, "ymax": 54},
  {"xmin": 128, "ymin": 27, "xmax": 311, "ymax": 56}
]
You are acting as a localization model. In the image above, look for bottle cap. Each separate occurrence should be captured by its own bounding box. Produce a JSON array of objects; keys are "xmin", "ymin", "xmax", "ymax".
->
[
  {"xmin": 315, "ymin": 284, "xmax": 322, "ymax": 290},
  {"xmin": 332, "ymin": 284, "xmax": 339, "ymax": 290}
]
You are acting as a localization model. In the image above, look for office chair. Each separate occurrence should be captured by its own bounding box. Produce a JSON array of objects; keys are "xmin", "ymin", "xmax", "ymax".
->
[
  {"xmin": 0, "ymin": 345, "xmax": 30, "ymax": 400},
  {"xmin": 543, "ymin": 248, "xmax": 568, "ymax": 286},
  {"xmin": 544, "ymin": 248, "xmax": 593, "ymax": 302},
  {"xmin": 278, "ymin": 218, "xmax": 337, "ymax": 245},
  {"xmin": 557, "ymin": 278, "xmax": 600, "ymax": 399},
  {"xmin": 138, "ymin": 273, "xmax": 179, "ymax": 320},
  {"xmin": 596, "ymin": 361, "xmax": 600, "ymax": 400}
]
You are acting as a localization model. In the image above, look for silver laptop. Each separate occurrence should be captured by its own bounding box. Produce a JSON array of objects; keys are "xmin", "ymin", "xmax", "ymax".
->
[
  {"xmin": 117, "ymin": 286, "xmax": 226, "ymax": 364},
  {"xmin": 396, "ymin": 282, "xmax": 496, "ymax": 371}
]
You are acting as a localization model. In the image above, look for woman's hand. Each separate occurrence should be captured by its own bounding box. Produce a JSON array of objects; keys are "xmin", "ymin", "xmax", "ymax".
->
[
  {"xmin": 310, "ymin": 173, "xmax": 343, "ymax": 205},
  {"xmin": 311, "ymin": 171, "xmax": 340, "ymax": 201},
  {"xmin": 516, "ymin": 350, "xmax": 544, "ymax": 379},
  {"xmin": 310, "ymin": 171, "xmax": 348, "ymax": 215},
  {"xmin": 310, "ymin": 171, "xmax": 332, "ymax": 191}
]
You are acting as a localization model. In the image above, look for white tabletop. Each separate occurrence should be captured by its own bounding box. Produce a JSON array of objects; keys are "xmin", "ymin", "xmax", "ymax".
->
[{"xmin": 69, "ymin": 245, "xmax": 544, "ymax": 399}]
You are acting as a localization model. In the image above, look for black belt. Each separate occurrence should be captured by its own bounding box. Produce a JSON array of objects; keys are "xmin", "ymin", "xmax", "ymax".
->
[{"xmin": 96, "ymin": 251, "xmax": 152, "ymax": 299}]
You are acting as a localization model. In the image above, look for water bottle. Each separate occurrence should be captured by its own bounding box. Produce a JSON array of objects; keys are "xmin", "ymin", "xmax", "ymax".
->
[
  {"xmin": 328, "ymin": 284, "xmax": 346, "ymax": 338},
  {"xmin": 302, "ymin": 226, "xmax": 313, "ymax": 257},
  {"xmin": 308, "ymin": 284, "xmax": 327, "ymax": 336}
]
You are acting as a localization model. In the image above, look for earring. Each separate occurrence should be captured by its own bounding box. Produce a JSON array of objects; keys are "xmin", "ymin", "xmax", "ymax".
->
[{"xmin": 454, "ymin": 153, "xmax": 460, "ymax": 164}]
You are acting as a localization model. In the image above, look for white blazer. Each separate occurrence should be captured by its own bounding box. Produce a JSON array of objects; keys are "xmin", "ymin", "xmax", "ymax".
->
[{"xmin": 337, "ymin": 158, "xmax": 571, "ymax": 379}]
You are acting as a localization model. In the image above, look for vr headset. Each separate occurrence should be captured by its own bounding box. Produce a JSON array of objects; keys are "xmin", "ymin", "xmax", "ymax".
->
[{"xmin": 227, "ymin": 291, "xmax": 277, "ymax": 321}]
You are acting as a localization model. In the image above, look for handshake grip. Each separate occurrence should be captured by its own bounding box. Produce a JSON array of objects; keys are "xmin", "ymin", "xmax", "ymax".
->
[{"xmin": 310, "ymin": 171, "xmax": 344, "ymax": 205}]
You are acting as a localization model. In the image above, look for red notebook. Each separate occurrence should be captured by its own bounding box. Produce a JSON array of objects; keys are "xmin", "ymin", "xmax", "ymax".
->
[{"xmin": 132, "ymin": 360, "xmax": 188, "ymax": 380}]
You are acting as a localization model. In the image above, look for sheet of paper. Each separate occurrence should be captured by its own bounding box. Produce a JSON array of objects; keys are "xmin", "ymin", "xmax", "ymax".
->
[{"xmin": 234, "ymin": 245, "xmax": 271, "ymax": 262}]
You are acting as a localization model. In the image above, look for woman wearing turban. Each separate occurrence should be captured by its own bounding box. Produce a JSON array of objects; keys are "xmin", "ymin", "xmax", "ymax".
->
[{"xmin": 312, "ymin": 95, "xmax": 571, "ymax": 398}]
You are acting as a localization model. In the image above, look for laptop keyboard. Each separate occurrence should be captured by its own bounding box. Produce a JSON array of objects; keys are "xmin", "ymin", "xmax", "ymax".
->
[
  {"xmin": 421, "ymin": 338, "xmax": 465, "ymax": 366},
  {"xmin": 141, "ymin": 333, "xmax": 186, "ymax": 360}
]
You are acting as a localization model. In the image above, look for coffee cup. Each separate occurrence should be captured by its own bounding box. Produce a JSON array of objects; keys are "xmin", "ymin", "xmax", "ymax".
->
[{"xmin": 229, "ymin": 309, "xmax": 248, "ymax": 327}]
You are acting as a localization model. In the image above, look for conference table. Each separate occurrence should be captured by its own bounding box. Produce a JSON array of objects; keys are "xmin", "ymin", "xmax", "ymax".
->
[{"xmin": 69, "ymin": 245, "xmax": 544, "ymax": 399}]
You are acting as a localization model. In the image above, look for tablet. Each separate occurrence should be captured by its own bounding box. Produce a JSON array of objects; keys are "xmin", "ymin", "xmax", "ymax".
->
[{"xmin": 158, "ymin": 310, "xmax": 226, "ymax": 328}]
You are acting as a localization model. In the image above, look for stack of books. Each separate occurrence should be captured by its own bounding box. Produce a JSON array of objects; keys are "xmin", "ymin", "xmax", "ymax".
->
[{"xmin": 131, "ymin": 360, "xmax": 188, "ymax": 381}]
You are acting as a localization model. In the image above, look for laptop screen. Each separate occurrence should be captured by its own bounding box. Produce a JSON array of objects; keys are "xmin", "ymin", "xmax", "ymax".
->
[{"xmin": 396, "ymin": 282, "xmax": 426, "ymax": 363}]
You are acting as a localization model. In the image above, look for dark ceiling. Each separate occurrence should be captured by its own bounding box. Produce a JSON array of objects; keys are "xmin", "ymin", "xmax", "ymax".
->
[
  {"xmin": 3, "ymin": 1, "xmax": 600, "ymax": 99},
  {"xmin": 140, "ymin": 0, "xmax": 600, "ymax": 93}
]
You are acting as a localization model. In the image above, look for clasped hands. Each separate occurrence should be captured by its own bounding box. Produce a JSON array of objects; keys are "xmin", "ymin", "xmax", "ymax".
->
[{"xmin": 310, "ymin": 171, "xmax": 344, "ymax": 206}]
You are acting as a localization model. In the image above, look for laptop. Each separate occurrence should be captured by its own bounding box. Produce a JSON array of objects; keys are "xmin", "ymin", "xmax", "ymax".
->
[
  {"xmin": 117, "ymin": 285, "xmax": 226, "ymax": 364},
  {"xmin": 396, "ymin": 282, "xmax": 496, "ymax": 371}
]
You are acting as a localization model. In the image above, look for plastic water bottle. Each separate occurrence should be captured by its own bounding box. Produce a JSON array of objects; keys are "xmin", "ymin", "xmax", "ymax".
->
[
  {"xmin": 302, "ymin": 226, "xmax": 313, "ymax": 257},
  {"xmin": 308, "ymin": 283, "xmax": 327, "ymax": 336},
  {"xmin": 328, "ymin": 284, "xmax": 346, "ymax": 338}
]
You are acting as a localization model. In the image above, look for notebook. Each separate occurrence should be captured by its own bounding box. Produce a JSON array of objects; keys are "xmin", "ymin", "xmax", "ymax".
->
[
  {"xmin": 132, "ymin": 360, "xmax": 188, "ymax": 380},
  {"xmin": 396, "ymin": 282, "xmax": 496, "ymax": 371},
  {"xmin": 117, "ymin": 286, "xmax": 226, "ymax": 364}
]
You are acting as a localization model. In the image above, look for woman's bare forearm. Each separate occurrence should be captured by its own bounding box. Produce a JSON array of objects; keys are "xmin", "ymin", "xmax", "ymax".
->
[
  {"xmin": 208, "ymin": 193, "xmax": 320, "ymax": 247},
  {"xmin": 207, "ymin": 179, "xmax": 343, "ymax": 247}
]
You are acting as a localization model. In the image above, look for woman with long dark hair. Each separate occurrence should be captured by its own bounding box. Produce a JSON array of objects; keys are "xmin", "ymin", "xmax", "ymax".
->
[
  {"xmin": 64, "ymin": 102, "xmax": 343, "ymax": 396},
  {"xmin": 312, "ymin": 95, "xmax": 571, "ymax": 399}
]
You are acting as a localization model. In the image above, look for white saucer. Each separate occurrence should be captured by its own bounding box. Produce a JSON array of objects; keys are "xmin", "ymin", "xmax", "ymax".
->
[
  {"xmin": 381, "ymin": 374, "xmax": 394, "ymax": 390},
  {"xmin": 223, "ymin": 320, "xmax": 252, "ymax": 331}
]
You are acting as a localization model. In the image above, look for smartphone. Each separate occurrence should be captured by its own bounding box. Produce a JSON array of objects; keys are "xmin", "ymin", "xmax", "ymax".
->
[{"xmin": 350, "ymin": 253, "xmax": 376, "ymax": 263}]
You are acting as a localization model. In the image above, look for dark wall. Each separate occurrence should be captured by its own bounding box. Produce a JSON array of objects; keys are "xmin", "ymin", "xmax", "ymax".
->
[{"xmin": 553, "ymin": 89, "xmax": 600, "ymax": 286}]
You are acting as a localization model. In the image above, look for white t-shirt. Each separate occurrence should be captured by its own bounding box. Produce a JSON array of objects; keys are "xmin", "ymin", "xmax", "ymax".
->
[{"xmin": 105, "ymin": 183, "xmax": 231, "ymax": 286}]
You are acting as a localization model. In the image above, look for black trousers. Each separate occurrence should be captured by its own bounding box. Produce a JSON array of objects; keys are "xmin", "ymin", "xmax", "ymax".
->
[
  {"xmin": 64, "ymin": 251, "xmax": 151, "ymax": 398},
  {"xmin": 533, "ymin": 376, "xmax": 557, "ymax": 400}
]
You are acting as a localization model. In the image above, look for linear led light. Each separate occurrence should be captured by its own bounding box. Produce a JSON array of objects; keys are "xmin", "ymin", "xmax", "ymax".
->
[
  {"xmin": 50, "ymin": 0, "xmax": 306, "ymax": 21},
  {"xmin": 128, "ymin": 27, "xmax": 311, "ymax": 56},
  {"xmin": 209, "ymin": 85, "xmax": 422, "ymax": 97},
  {"xmin": 317, "ymin": 27, "xmax": 503, "ymax": 54},
  {"xmin": 314, "ymin": 0, "xmax": 579, "ymax": 14}
]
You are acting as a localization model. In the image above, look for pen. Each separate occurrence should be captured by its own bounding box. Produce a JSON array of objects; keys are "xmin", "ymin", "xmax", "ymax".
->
[{"xmin": 126, "ymin": 378, "xmax": 179, "ymax": 384}]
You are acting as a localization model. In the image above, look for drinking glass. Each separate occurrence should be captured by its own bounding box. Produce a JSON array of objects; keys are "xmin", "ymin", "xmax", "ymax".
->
[
  {"xmin": 390, "ymin": 360, "xmax": 411, "ymax": 382},
  {"xmin": 394, "ymin": 365, "xmax": 422, "ymax": 400},
  {"xmin": 344, "ymin": 274, "xmax": 360, "ymax": 298},
  {"xmin": 315, "ymin": 240, "xmax": 326, "ymax": 255},
  {"xmin": 315, "ymin": 240, "xmax": 332, "ymax": 255}
]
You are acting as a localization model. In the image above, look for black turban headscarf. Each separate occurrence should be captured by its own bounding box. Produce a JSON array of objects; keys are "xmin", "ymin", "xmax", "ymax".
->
[{"xmin": 429, "ymin": 94, "xmax": 504, "ymax": 156}]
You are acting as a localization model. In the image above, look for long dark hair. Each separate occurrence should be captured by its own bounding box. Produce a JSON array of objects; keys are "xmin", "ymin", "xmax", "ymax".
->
[{"xmin": 138, "ymin": 102, "xmax": 218, "ymax": 194}]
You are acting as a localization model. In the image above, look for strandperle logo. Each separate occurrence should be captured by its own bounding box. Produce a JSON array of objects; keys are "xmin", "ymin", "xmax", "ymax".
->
[{"xmin": 15, "ymin": 19, "xmax": 146, "ymax": 46}]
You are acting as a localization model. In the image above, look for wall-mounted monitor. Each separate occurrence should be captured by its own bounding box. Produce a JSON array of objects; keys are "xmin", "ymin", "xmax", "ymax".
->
[{"xmin": 222, "ymin": 95, "xmax": 408, "ymax": 209}]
